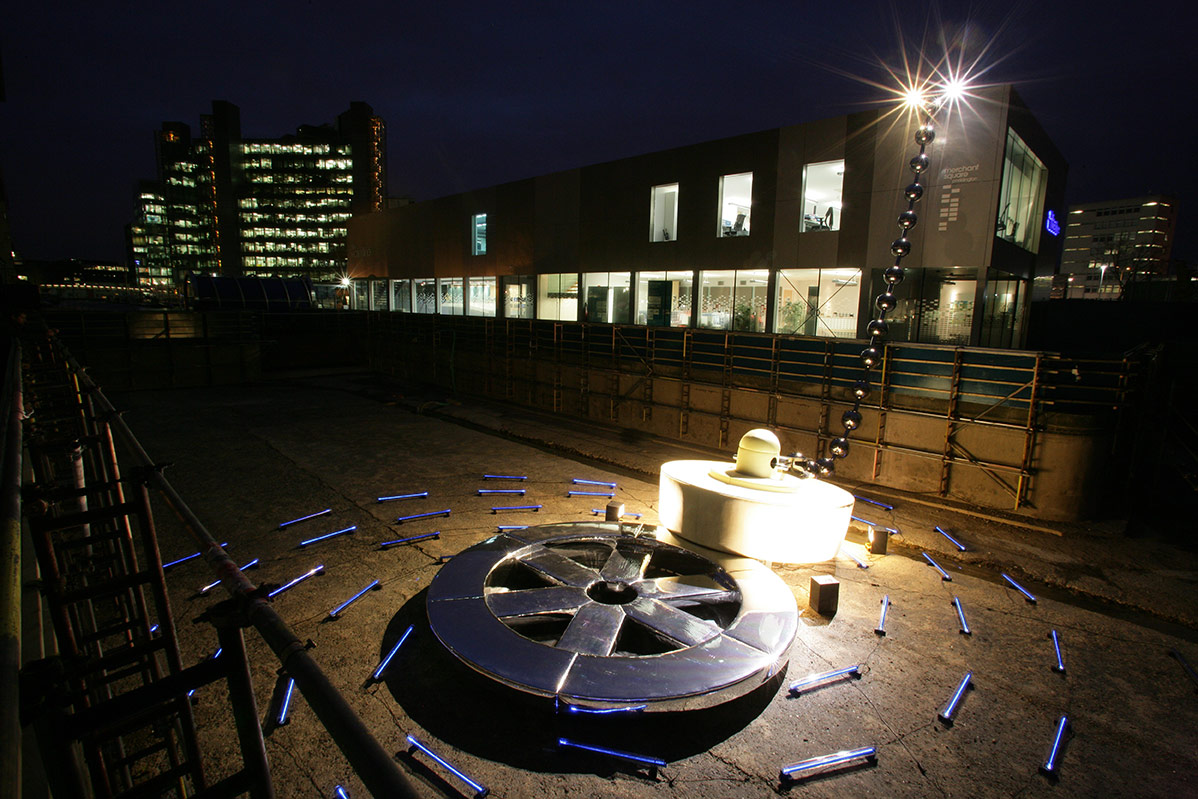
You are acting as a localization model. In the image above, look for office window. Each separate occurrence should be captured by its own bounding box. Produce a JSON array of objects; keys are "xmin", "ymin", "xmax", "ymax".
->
[
  {"xmin": 503, "ymin": 275, "xmax": 535, "ymax": 318},
  {"xmin": 698, "ymin": 269, "xmax": 769, "ymax": 331},
  {"xmin": 466, "ymin": 276, "xmax": 496, "ymax": 317},
  {"xmin": 438, "ymin": 277, "xmax": 464, "ymax": 315},
  {"xmin": 650, "ymin": 183, "xmax": 679, "ymax": 242},
  {"xmin": 636, "ymin": 271, "xmax": 693, "ymax": 326},
  {"xmin": 537, "ymin": 273, "xmax": 579, "ymax": 321},
  {"xmin": 414, "ymin": 278, "xmax": 437, "ymax": 313},
  {"xmin": 718, "ymin": 173, "xmax": 752, "ymax": 236},
  {"xmin": 581, "ymin": 272, "xmax": 632, "ymax": 323},
  {"xmin": 801, "ymin": 160, "xmax": 844, "ymax": 232},
  {"xmin": 472, "ymin": 213, "xmax": 488, "ymax": 255},
  {"xmin": 352, "ymin": 280, "xmax": 369, "ymax": 310},
  {"xmin": 775, "ymin": 268, "xmax": 861, "ymax": 337},
  {"xmin": 370, "ymin": 279, "xmax": 389, "ymax": 311},
  {"xmin": 996, "ymin": 129, "xmax": 1047, "ymax": 252},
  {"xmin": 391, "ymin": 279, "xmax": 412, "ymax": 312}
]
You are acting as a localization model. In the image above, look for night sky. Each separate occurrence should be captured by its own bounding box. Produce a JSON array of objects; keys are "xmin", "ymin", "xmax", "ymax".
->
[{"xmin": 2, "ymin": 1, "xmax": 1194, "ymax": 264}]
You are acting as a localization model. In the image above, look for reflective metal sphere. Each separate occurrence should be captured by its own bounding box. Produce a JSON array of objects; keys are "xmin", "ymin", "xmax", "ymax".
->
[
  {"xmin": 909, "ymin": 153, "xmax": 930, "ymax": 174},
  {"xmin": 852, "ymin": 380, "xmax": 870, "ymax": 400},
  {"xmin": 891, "ymin": 237, "xmax": 912, "ymax": 257},
  {"xmin": 842, "ymin": 409, "xmax": 863, "ymax": 431},
  {"xmin": 915, "ymin": 125, "xmax": 935, "ymax": 145},
  {"xmin": 860, "ymin": 346, "xmax": 882, "ymax": 367},
  {"xmin": 815, "ymin": 457, "xmax": 835, "ymax": 474},
  {"xmin": 829, "ymin": 437, "xmax": 850, "ymax": 458},
  {"xmin": 867, "ymin": 318, "xmax": 889, "ymax": 337},
  {"xmin": 883, "ymin": 265, "xmax": 905, "ymax": 285},
  {"xmin": 905, "ymin": 182, "xmax": 923, "ymax": 201},
  {"xmin": 898, "ymin": 210, "xmax": 918, "ymax": 229},
  {"xmin": 876, "ymin": 292, "xmax": 897, "ymax": 312}
]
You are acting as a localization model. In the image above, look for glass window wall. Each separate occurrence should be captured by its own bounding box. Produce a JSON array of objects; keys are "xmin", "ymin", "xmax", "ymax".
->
[
  {"xmin": 391, "ymin": 279, "xmax": 411, "ymax": 312},
  {"xmin": 775, "ymin": 268, "xmax": 861, "ymax": 337},
  {"xmin": 414, "ymin": 278, "xmax": 437, "ymax": 313},
  {"xmin": 466, "ymin": 276, "xmax": 497, "ymax": 317},
  {"xmin": 472, "ymin": 213, "xmax": 488, "ymax": 255},
  {"xmin": 352, "ymin": 280, "xmax": 369, "ymax": 309},
  {"xmin": 438, "ymin": 277, "xmax": 464, "ymax": 315},
  {"xmin": 698, "ymin": 269, "xmax": 769, "ymax": 331},
  {"xmin": 581, "ymin": 272, "xmax": 632, "ymax": 323},
  {"xmin": 537, "ymin": 273, "xmax": 579, "ymax": 321},
  {"xmin": 650, "ymin": 183, "xmax": 679, "ymax": 242},
  {"xmin": 996, "ymin": 129, "xmax": 1047, "ymax": 252},
  {"xmin": 718, "ymin": 173, "xmax": 752, "ymax": 236},
  {"xmin": 370, "ymin": 279, "xmax": 389, "ymax": 311},
  {"xmin": 801, "ymin": 160, "xmax": 844, "ymax": 232},
  {"xmin": 502, "ymin": 275, "xmax": 535, "ymax": 318},
  {"xmin": 635, "ymin": 271, "xmax": 693, "ymax": 326}
]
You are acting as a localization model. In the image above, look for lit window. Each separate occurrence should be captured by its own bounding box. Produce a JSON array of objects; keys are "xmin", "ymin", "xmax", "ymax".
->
[
  {"xmin": 650, "ymin": 184, "xmax": 679, "ymax": 242},
  {"xmin": 581, "ymin": 273, "xmax": 632, "ymax": 323},
  {"xmin": 718, "ymin": 173, "xmax": 752, "ymax": 236},
  {"xmin": 502, "ymin": 276, "xmax": 534, "ymax": 318},
  {"xmin": 801, "ymin": 160, "xmax": 843, "ymax": 232},
  {"xmin": 438, "ymin": 277, "xmax": 464, "ymax": 315},
  {"xmin": 996, "ymin": 128, "xmax": 1047, "ymax": 252},
  {"xmin": 472, "ymin": 213, "xmax": 488, "ymax": 255},
  {"xmin": 635, "ymin": 271, "xmax": 693, "ymax": 326},
  {"xmin": 775, "ymin": 268, "xmax": 861, "ymax": 337},
  {"xmin": 698, "ymin": 269, "xmax": 769, "ymax": 331},
  {"xmin": 537, "ymin": 274, "xmax": 579, "ymax": 321},
  {"xmin": 414, "ymin": 278, "xmax": 437, "ymax": 313}
]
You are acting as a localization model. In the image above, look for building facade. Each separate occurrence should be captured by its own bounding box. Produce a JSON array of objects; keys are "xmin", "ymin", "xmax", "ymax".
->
[
  {"xmin": 1054, "ymin": 195, "xmax": 1177, "ymax": 299},
  {"xmin": 348, "ymin": 85, "xmax": 1064, "ymax": 350},
  {"xmin": 127, "ymin": 101, "xmax": 386, "ymax": 287}
]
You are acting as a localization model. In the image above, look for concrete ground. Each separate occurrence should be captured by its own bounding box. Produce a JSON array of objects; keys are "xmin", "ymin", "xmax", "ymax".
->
[{"xmin": 111, "ymin": 371, "xmax": 1198, "ymax": 799}]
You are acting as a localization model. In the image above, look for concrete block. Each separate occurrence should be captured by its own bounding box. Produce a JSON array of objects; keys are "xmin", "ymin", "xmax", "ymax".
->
[{"xmin": 809, "ymin": 574, "xmax": 840, "ymax": 617}]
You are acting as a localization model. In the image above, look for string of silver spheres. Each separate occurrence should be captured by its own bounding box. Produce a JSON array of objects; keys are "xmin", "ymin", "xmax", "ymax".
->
[{"xmin": 793, "ymin": 116, "xmax": 935, "ymax": 478}]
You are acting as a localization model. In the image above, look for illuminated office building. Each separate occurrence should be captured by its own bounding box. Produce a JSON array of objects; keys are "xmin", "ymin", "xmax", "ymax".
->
[
  {"xmin": 349, "ymin": 84, "xmax": 1063, "ymax": 349},
  {"xmin": 128, "ymin": 101, "xmax": 386, "ymax": 286},
  {"xmin": 1055, "ymin": 195, "xmax": 1177, "ymax": 299}
]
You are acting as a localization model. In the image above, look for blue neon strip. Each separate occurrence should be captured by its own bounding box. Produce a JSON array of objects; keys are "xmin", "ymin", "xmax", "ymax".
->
[
  {"xmin": 789, "ymin": 664, "xmax": 860, "ymax": 693},
  {"xmin": 328, "ymin": 579, "xmax": 380, "ymax": 618},
  {"xmin": 935, "ymin": 526, "xmax": 967, "ymax": 551},
  {"xmin": 562, "ymin": 702, "xmax": 648, "ymax": 715},
  {"xmin": 843, "ymin": 549, "xmax": 869, "ymax": 569},
  {"xmin": 377, "ymin": 492, "xmax": 428, "ymax": 502},
  {"xmin": 1002, "ymin": 573, "xmax": 1037, "ymax": 603},
  {"xmin": 299, "ymin": 525, "xmax": 357, "ymax": 547},
  {"xmin": 568, "ymin": 491, "xmax": 614, "ymax": 497},
  {"xmin": 1051, "ymin": 630, "xmax": 1065, "ymax": 672},
  {"xmin": 395, "ymin": 509, "xmax": 451, "ymax": 523},
  {"xmin": 877, "ymin": 595, "xmax": 890, "ymax": 633},
  {"xmin": 200, "ymin": 557, "xmax": 260, "ymax": 594},
  {"xmin": 334, "ymin": 786, "xmax": 350, "ymax": 799},
  {"xmin": 483, "ymin": 474, "xmax": 527, "ymax": 480},
  {"xmin": 491, "ymin": 505, "xmax": 542, "ymax": 512},
  {"xmin": 573, "ymin": 479, "xmax": 617, "ymax": 488},
  {"xmin": 497, "ymin": 525, "xmax": 528, "ymax": 531},
  {"xmin": 163, "ymin": 542, "xmax": 229, "ymax": 570},
  {"xmin": 379, "ymin": 531, "xmax": 439, "ymax": 547},
  {"xmin": 407, "ymin": 735, "xmax": 488, "ymax": 795},
  {"xmin": 1043, "ymin": 715, "xmax": 1068, "ymax": 772},
  {"xmin": 278, "ymin": 678, "xmax": 295, "ymax": 724},
  {"xmin": 372, "ymin": 625, "xmax": 414, "ymax": 680},
  {"xmin": 953, "ymin": 596, "xmax": 971, "ymax": 634},
  {"xmin": 780, "ymin": 746, "xmax": 876, "ymax": 777},
  {"xmin": 854, "ymin": 495, "xmax": 894, "ymax": 510},
  {"xmin": 939, "ymin": 671, "xmax": 972, "ymax": 721},
  {"xmin": 278, "ymin": 509, "xmax": 331, "ymax": 529},
  {"xmin": 557, "ymin": 737, "xmax": 666, "ymax": 768},
  {"xmin": 150, "ymin": 624, "xmax": 159, "ymax": 634},
  {"xmin": 922, "ymin": 552, "xmax": 952, "ymax": 581},
  {"xmin": 850, "ymin": 515, "xmax": 877, "ymax": 527},
  {"xmin": 477, "ymin": 489, "xmax": 526, "ymax": 495},
  {"xmin": 267, "ymin": 565, "xmax": 324, "ymax": 598}
]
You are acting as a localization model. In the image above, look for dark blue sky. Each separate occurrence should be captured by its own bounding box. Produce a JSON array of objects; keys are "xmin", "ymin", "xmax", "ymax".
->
[{"xmin": 2, "ymin": 1, "xmax": 1193, "ymax": 263}]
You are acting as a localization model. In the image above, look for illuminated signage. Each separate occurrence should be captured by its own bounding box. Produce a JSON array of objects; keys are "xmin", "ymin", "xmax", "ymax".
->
[{"xmin": 1045, "ymin": 210, "xmax": 1061, "ymax": 237}]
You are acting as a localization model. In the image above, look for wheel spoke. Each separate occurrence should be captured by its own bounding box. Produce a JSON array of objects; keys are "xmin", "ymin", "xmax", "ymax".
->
[
  {"xmin": 623, "ymin": 597, "xmax": 720, "ymax": 647},
  {"xmin": 520, "ymin": 544, "xmax": 601, "ymax": 587},
  {"xmin": 639, "ymin": 574, "xmax": 738, "ymax": 605},
  {"xmin": 486, "ymin": 586, "xmax": 588, "ymax": 618},
  {"xmin": 599, "ymin": 547, "xmax": 651, "ymax": 583},
  {"xmin": 555, "ymin": 602, "xmax": 626, "ymax": 656}
]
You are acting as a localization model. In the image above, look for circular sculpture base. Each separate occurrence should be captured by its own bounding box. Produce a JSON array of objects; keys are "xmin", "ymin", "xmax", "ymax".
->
[{"xmin": 427, "ymin": 522, "xmax": 797, "ymax": 712}]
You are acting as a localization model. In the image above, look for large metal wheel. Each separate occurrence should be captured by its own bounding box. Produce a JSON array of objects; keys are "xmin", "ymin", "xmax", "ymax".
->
[{"xmin": 427, "ymin": 522, "xmax": 797, "ymax": 711}]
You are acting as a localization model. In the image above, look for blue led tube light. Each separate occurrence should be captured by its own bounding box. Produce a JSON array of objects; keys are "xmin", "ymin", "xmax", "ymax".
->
[
  {"xmin": 395, "ymin": 509, "xmax": 451, "ymax": 524},
  {"xmin": 557, "ymin": 738, "xmax": 666, "ymax": 768},
  {"xmin": 1002, "ymin": 573, "xmax": 1037, "ymax": 603},
  {"xmin": 1170, "ymin": 648, "xmax": 1198, "ymax": 688},
  {"xmin": 327, "ymin": 579, "xmax": 381, "ymax": 619},
  {"xmin": 372, "ymin": 625, "xmax": 413, "ymax": 681},
  {"xmin": 334, "ymin": 787, "xmax": 351, "ymax": 799},
  {"xmin": 483, "ymin": 474, "xmax": 527, "ymax": 480},
  {"xmin": 406, "ymin": 735, "xmax": 489, "ymax": 798},
  {"xmin": 935, "ymin": 525, "xmax": 967, "ymax": 551},
  {"xmin": 491, "ymin": 505, "xmax": 541, "ymax": 513},
  {"xmin": 953, "ymin": 596, "xmax": 972, "ymax": 635},
  {"xmin": 277, "ymin": 678, "xmax": 296, "ymax": 725},
  {"xmin": 199, "ymin": 557, "xmax": 259, "ymax": 594},
  {"xmin": 477, "ymin": 489, "xmax": 526, "ymax": 495},
  {"xmin": 592, "ymin": 509, "xmax": 643, "ymax": 518},
  {"xmin": 573, "ymin": 479, "xmax": 617, "ymax": 488},
  {"xmin": 278, "ymin": 508, "xmax": 331, "ymax": 529},
  {"xmin": 1050, "ymin": 630, "xmax": 1066, "ymax": 673},
  {"xmin": 789, "ymin": 664, "xmax": 861, "ymax": 694},
  {"xmin": 780, "ymin": 746, "xmax": 877, "ymax": 779},
  {"xmin": 853, "ymin": 495, "xmax": 894, "ymax": 510},
  {"xmin": 938, "ymin": 671, "xmax": 973, "ymax": 723},
  {"xmin": 496, "ymin": 525, "xmax": 528, "ymax": 531},
  {"xmin": 379, "ymin": 531, "xmax": 439, "ymax": 548},
  {"xmin": 267, "ymin": 564, "xmax": 324, "ymax": 598},
  {"xmin": 163, "ymin": 542, "xmax": 229, "ymax": 570},
  {"xmin": 841, "ymin": 547, "xmax": 869, "ymax": 569},
  {"xmin": 376, "ymin": 492, "xmax": 428, "ymax": 502},
  {"xmin": 567, "ymin": 491, "xmax": 614, "ymax": 497},
  {"xmin": 562, "ymin": 703, "xmax": 647, "ymax": 715},
  {"xmin": 850, "ymin": 514, "xmax": 876, "ymax": 527},
  {"xmin": 922, "ymin": 552, "xmax": 952, "ymax": 581},
  {"xmin": 876, "ymin": 595, "xmax": 890, "ymax": 636},
  {"xmin": 299, "ymin": 525, "xmax": 356, "ymax": 548},
  {"xmin": 1040, "ymin": 716, "xmax": 1069, "ymax": 775}
]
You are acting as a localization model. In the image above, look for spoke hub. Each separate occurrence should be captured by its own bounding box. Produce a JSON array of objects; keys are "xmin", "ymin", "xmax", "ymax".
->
[{"xmin": 587, "ymin": 580, "xmax": 637, "ymax": 604}]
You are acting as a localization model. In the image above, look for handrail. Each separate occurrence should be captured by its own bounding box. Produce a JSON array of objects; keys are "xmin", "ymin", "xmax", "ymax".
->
[
  {"xmin": 1, "ymin": 339, "xmax": 23, "ymax": 797},
  {"xmin": 59, "ymin": 348, "xmax": 420, "ymax": 799}
]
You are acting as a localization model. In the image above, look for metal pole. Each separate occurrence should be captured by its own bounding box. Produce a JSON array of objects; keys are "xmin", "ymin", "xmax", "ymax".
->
[{"xmin": 1, "ymin": 341, "xmax": 24, "ymax": 799}]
